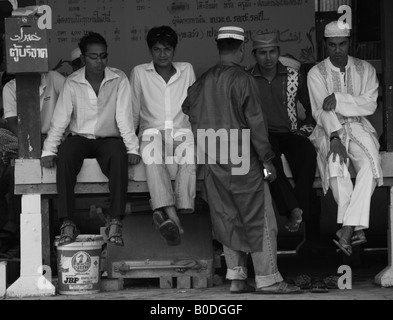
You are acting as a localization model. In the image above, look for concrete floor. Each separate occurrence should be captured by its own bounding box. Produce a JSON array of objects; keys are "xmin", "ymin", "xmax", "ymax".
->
[{"xmin": 4, "ymin": 247, "xmax": 393, "ymax": 301}]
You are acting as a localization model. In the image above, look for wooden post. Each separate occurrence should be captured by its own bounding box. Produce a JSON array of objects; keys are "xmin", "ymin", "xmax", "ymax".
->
[
  {"xmin": 16, "ymin": 73, "xmax": 41, "ymax": 159},
  {"xmin": 381, "ymin": 0, "xmax": 393, "ymax": 152},
  {"xmin": 375, "ymin": 0, "xmax": 393, "ymax": 288}
]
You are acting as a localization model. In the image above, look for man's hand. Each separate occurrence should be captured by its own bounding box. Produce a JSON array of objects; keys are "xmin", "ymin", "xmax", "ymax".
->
[
  {"xmin": 128, "ymin": 154, "xmax": 141, "ymax": 165},
  {"xmin": 41, "ymin": 155, "xmax": 57, "ymax": 168},
  {"xmin": 322, "ymin": 93, "xmax": 337, "ymax": 112},
  {"xmin": 263, "ymin": 161, "xmax": 277, "ymax": 183},
  {"xmin": 327, "ymin": 139, "xmax": 348, "ymax": 165}
]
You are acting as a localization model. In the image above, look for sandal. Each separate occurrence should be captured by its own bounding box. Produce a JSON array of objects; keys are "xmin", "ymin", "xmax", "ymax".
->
[
  {"xmin": 323, "ymin": 275, "xmax": 339, "ymax": 289},
  {"xmin": 311, "ymin": 277, "xmax": 329, "ymax": 293},
  {"xmin": 255, "ymin": 281, "xmax": 303, "ymax": 294},
  {"xmin": 351, "ymin": 230, "xmax": 367, "ymax": 247},
  {"xmin": 333, "ymin": 237, "xmax": 352, "ymax": 256},
  {"xmin": 105, "ymin": 219, "xmax": 124, "ymax": 247},
  {"xmin": 333, "ymin": 229, "xmax": 353, "ymax": 256},
  {"xmin": 230, "ymin": 281, "xmax": 256, "ymax": 294},
  {"xmin": 293, "ymin": 274, "xmax": 312, "ymax": 290},
  {"xmin": 58, "ymin": 220, "xmax": 80, "ymax": 247}
]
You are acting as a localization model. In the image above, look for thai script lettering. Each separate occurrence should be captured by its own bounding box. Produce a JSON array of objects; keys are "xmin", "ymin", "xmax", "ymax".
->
[{"xmin": 9, "ymin": 44, "xmax": 48, "ymax": 62}]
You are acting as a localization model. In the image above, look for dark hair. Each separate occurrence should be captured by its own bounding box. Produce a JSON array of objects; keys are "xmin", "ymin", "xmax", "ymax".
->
[
  {"xmin": 216, "ymin": 38, "xmax": 243, "ymax": 53},
  {"xmin": 1, "ymin": 72, "xmax": 15, "ymax": 87},
  {"xmin": 146, "ymin": 26, "xmax": 178, "ymax": 49},
  {"xmin": 78, "ymin": 32, "xmax": 108, "ymax": 55}
]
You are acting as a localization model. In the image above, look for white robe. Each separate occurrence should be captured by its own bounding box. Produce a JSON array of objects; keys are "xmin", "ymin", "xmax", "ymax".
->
[
  {"xmin": 307, "ymin": 56, "xmax": 383, "ymax": 229},
  {"xmin": 308, "ymin": 56, "xmax": 382, "ymax": 194}
]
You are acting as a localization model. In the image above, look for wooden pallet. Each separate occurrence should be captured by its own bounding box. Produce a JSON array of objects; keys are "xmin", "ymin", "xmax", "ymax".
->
[{"xmin": 106, "ymin": 212, "xmax": 215, "ymax": 289}]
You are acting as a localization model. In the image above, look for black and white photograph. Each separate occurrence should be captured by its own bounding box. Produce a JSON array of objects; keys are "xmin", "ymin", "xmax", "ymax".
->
[{"xmin": 0, "ymin": 0, "xmax": 392, "ymax": 309}]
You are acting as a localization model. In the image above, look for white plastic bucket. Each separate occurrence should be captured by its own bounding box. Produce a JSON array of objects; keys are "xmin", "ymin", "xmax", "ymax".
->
[{"xmin": 55, "ymin": 235, "xmax": 104, "ymax": 295}]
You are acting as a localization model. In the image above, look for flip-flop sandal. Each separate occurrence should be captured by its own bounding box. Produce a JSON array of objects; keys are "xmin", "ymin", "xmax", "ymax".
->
[
  {"xmin": 254, "ymin": 281, "xmax": 303, "ymax": 294},
  {"xmin": 333, "ymin": 237, "xmax": 352, "ymax": 256},
  {"xmin": 311, "ymin": 278, "xmax": 329, "ymax": 293},
  {"xmin": 285, "ymin": 218, "xmax": 303, "ymax": 233},
  {"xmin": 323, "ymin": 275, "xmax": 339, "ymax": 289},
  {"xmin": 294, "ymin": 274, "xmax": 312, "ymax": 290},
  {"xmin": 230, "ymin": 283, "xmax": 255, "ymax": 294},
  {"xmin": 351, "ymin": 231, "xmax": 367, "ymax": 247},
  {"xmin": 159, "ymin": 219, "xmax": 181, "ymax": 246}
]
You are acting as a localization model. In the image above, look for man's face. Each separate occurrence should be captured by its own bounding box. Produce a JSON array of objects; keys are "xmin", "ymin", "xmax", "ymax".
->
[
  {"xmin": 326, "ymin": 37, "xmax": 349, "ymax": 67},
  {"xmin": 254, "ymin": 46, "xmax": 279, "ymax": 71},
  {"xmin": 151, "ymin": 42, "xmax": 175, "ymax": 68},
  {"xmin": 82, "ymin": 43, "xmax": 108, "ymax": 76}
]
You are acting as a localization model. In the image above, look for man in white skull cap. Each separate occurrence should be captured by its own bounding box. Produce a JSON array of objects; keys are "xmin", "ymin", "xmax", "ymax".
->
[{"xmin": 307, "ymin": 20, "xmax": 382, "ymax": 256}]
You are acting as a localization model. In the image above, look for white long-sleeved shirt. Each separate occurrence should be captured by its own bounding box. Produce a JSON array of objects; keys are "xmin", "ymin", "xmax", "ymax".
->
[
  {"xmin": 129, "ymin": 62, "xmax": 196, "ymax": 135},
  {"xmin": 308, "ymin": 56, "xmax": 379, "ymax": 137},
  {"xmin": 3, "ymin": 71, "xmax": 65, "ymax": 133},
  {"xmin": 42, "ymin": 66, "xmax": 139, "ymax": 157}
]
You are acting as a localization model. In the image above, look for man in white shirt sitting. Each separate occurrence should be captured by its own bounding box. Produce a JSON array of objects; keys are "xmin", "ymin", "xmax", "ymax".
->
[
  {"xmin": 41, "ymin": 32, "xmax": 140, "ymax": 247},
  {"xmin": 130, "ymin": 26, "xmax": 196, "ymax": 246}
]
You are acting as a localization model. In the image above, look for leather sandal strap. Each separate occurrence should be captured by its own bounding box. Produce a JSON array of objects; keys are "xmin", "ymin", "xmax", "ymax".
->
[{"xmin": 60, "ymin": 221, "xmax": 76, "ymax": 230}]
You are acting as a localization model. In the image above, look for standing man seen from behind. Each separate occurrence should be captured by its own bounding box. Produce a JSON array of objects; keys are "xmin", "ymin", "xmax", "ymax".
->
[
  {"xmin": 41, "ymin": 32, "xmax": 141, "ymax": 247},
  {"xmin": 183, "ymin": 26, "xmax": 301, "ymax": 294},
  {"xmin": 249, "ymin": 33, "xmax": 317, "ymax": 233},
  {"xmin": 308, "ymin": 21, "xmax": 382, "ymax": 256},
  {"xmin": 130, "ymin": 26, "xmax": 196, "ymax": 246}
]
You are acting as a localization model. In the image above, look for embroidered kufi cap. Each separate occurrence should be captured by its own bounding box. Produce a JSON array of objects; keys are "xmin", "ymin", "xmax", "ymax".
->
[
  {"xmin": 324, "ymin": 20, "xmax": 351, "ymax": 38},
  {"xmin": 252, "ymin": 33, "xmax": 279, "ymax": 51},
  {"xmin": 71, "ymin": 48, "xmax": 81, "ymax": 62},
  {"xmin": 216, "ymin": 26, "xmax": 245, "ymax": 42}
]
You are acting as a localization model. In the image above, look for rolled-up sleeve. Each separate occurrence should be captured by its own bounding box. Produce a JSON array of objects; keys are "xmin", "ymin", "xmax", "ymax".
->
[
  {"xmin": 41, "ymin": 81, "xmax": 73, "ymax": 157},
  {"xmin": 116, "ymin": 75, "xmax": 140, "ymax": 155}
]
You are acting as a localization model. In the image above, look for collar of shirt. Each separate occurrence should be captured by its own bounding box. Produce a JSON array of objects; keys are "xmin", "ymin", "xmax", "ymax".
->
[
  {"xmin": 71, "ymin": 66, "xmax": 120, "ymax": 86},
  {"xmin": 250, "ymin": 61, "xmax": 287, "ymax": 78},
  {"xmin": 145, "ymin": 61, "xmax": 189, "ymax": 84},
  {"xmin": 327, "ymin": 56, "xmax": 352, "ymax": 72}
]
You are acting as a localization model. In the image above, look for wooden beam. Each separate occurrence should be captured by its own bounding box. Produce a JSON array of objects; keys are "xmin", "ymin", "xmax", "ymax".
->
[
  {"xmin": 381, "ymin": 0, "xmax": 393, "ymax": 151},
  {"xmin": 16, "ymin": 73, "xmax": 41, "ymax": 159}
]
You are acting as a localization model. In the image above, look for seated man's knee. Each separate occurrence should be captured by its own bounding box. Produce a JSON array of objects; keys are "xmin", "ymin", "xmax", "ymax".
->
[{"xmin": 140, "ymin": 131, "xmax": 164, "ymax": 164}]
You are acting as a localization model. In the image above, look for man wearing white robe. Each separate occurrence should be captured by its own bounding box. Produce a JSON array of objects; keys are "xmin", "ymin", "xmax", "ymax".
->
[{"xmin": 307, "ymin": 21, "xmax": 383, "ymax": 256}]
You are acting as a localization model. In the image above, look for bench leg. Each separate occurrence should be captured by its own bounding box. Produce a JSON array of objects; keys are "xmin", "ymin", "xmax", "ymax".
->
[
  {"xmin": 6, "ymin": 194, "xmax": 55, "ymax": 298},
  {"xmin": 375, "ymin": 187, "xmax": 393, "ymax": 287}
]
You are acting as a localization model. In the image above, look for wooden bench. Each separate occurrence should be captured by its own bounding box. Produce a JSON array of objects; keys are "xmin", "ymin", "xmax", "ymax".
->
[{"xmin": 5, "ymin": 150, "xmax": 393, "ymax": 297}]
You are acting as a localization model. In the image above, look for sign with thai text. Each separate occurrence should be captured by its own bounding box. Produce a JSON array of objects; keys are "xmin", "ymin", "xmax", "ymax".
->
[
  {"xmin": 38, "ymin": 0, "xmax": 315, "ymax": 76},
  {"xmin": 5, "ymin": 16, "xmax": 49, "ymax": 73}
]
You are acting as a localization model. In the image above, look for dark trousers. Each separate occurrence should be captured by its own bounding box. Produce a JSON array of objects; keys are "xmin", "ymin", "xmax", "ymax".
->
[
  {"xmin": 56, "ymin": 135, "xmax": 128, "ymax": 221},
  {"xmin": 268, "ymin": 132, "xmax": 317, "ymax": 220}
]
